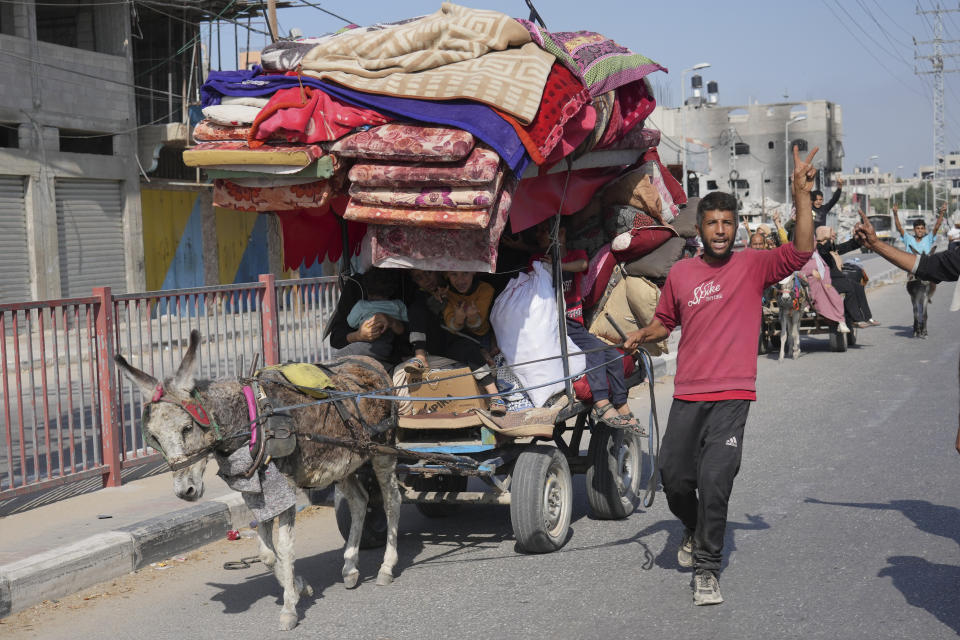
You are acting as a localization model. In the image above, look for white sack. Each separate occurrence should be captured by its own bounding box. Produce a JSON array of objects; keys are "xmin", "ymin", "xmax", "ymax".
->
[{"xmin": 490, "ymin": 261, "xmax": 585, "ymax": 407}]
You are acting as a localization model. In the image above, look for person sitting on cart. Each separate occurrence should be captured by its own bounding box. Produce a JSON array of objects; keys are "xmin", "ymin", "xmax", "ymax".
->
[
  {"xmin": 345, "ymin": 271, "xmax": 409, "ymax": 362},
  {"xmin": 402, "ymin": 269, "xmax": 506, "ymax": 416},
  {"xmin": 532, "ymin": 219, "xmax": 641, "ymax": 434},
  {"xmin": 799, "ymin": 248, "xmax": 849, "ymax": 333},
  {"xmin": 329, "ymin": 268, "xmax": 410, "ymax": 369},
  {"xmin": 815, "ymin": 225, "xmax": 877, "ymax": 328},
  {"xmin": 443, "ymin": 271, "xmax": 497, "ymax": 363}
]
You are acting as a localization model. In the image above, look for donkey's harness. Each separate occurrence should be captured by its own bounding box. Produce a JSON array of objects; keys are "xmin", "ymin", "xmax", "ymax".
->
[{"xmin": 146, "ymin": 359, "xmax": 478, "ymax": 476}]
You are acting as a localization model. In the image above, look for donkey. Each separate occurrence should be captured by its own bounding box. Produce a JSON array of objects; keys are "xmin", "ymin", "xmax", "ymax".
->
[
  {"xmin": 906, "ymin": 277, "xmax": 930, "ymax": 338},
  {"xmin": 115, "ymin": 330, "xmax": 401, "ymax": 631},
  {"xmin": 777, "ymin": 273, "xmax": 807, "ymax": 361}
]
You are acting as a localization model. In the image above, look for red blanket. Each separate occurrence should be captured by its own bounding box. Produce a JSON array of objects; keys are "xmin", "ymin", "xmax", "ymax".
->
[
  {"xmin": 248, "ymin": 86, "xmax": 391, "ymax": 147},
  {"xmin": 496, "ymin": 63, "xmax": 591, "ymax": 165}
]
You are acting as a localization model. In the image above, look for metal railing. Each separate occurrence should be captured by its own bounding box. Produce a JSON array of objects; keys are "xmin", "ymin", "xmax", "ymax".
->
[{"xmin": 1, "ymin": 273, "xmax": 339, "ymax": 499}]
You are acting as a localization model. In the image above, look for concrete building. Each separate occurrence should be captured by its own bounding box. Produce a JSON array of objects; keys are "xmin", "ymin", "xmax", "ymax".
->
[
  {"xmin": 0, "ymin": 0, "xmax": 294, "ymax": 302},
  {"xmin": 650, "ymin": 76, "xmax": 844, "ymax": 224},
  {"xmin": 0, "ymin": 0, "xmax": 144, "ymax": 300}
]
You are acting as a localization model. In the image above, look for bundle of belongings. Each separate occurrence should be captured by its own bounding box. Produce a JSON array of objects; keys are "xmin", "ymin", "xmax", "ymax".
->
[{"xmin": 186, "ymin": 2, "xmax": 691, "ymax": 413}]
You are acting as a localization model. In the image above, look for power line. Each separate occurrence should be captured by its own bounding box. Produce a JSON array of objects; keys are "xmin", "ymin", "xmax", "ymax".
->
[{"xmin": 821, "ymin": 0, "xmax": 929, "ymax": 98}]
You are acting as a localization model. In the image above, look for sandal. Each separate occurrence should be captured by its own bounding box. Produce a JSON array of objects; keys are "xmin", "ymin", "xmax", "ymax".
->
[
  {"xmin": 488, "ymin": 396, "xmax": 507, "ymax": 416},
  {"xmin": 590, "ymin": 404, "xmax": 633, "ymax": 429},
  {"xmin": 403, "ymin": 357, "xmax": 428, "ymax": 375},
  {"xmin": 618, "ymin": 410, "xmax": 648, "ymax": 437}
]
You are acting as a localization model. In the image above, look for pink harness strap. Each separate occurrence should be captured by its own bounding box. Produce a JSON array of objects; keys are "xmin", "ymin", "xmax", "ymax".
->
[{"xmin": 242, "ymin": 385, "xmax": 258, "ymax": 452}]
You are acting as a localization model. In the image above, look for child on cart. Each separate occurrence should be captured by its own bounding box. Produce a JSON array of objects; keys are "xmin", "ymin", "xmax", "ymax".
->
[
  {"xmin": 532, "ymin": 220, "xmax": 641, "ymax": 433},
  {"xmin": 346, "ymin": 269, "xmax": 408, "ymax": 361},
  {"xmin": 443, "ymin": 271, "xmax": 497, "ymax": 364},
  {"xmin": 403, "ymin": 269, "xmax": 506, "ymax": 416}
]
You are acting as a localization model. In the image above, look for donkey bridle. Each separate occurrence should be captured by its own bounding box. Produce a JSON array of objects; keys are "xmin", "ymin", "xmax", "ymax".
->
[{"xmin": 145, "ymin": 383, "xmax": 224, "ymax": 471}]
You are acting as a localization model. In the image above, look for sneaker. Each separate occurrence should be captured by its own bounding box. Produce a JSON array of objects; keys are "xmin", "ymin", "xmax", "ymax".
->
[
  {"xmin": 838, "ymin": 322, "xmax": 851, "ymax": 334},
  {"xmin": 693, "ymin": 569, "xmax": 723, "ymax": 605},
  {"xmin": 677, "ymin": 530, "xmax": 694, "ymax": 568}
]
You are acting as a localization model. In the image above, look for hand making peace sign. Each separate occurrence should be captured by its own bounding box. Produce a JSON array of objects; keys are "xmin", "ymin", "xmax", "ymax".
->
[{"xmin": 791, "ymin": 145, "xmax": 820, "ymax": 197}]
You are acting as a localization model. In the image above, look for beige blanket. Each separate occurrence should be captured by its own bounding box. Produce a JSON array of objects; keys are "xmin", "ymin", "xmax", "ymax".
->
[{"xmin": 298, "ymin": 2, "xmax": 554, "ymax": 124}]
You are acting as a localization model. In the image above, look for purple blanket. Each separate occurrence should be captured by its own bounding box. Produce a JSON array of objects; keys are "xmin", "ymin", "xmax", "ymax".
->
[{"xmin": 201, "ymin": 68, "xmax": 529, "ymax": 175}]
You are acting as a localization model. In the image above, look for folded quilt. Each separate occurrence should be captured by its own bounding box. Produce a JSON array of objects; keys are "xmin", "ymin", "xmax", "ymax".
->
[
  {"xmin": 516, "ymin": 22, "xmax": 667, "ymax": 97},
  {"xmin": 182, "ymin": 141, "xmax": 324, "ymax": 167},
  {"xmin": 344, "ymin": 200, "xmax": 492, "ymax": 230},
  {"xmin": 349, "ymin": 169, "xmax": 502, "ymax": 210},
  {"xmin": 298, "ymin": 3, "xmax": 553, "ymax": 123},
  {"xmin": 330, "ymin": 124, "xmax": 475, "ymax": 162},
  {"xmin": 213, "ymin": 179, "xmax": 337, "ymax": 212},
  {"xmin": 194, "ymin": 119, "xmax": 255, "ymax": 142},
  {"xmin": 260, "ymin": 16, "xmax": 429, "ymax": 71},
  {"xmin": 605, "ymin": 79, "xmax": 656, "ymax": 144},
  {"xmin": 348, "ymin": 146, "xmax": 501, "ymax": 187},
  {"xmin": 200, "ymin": 69, "xmax": 529, "ymax": 175},
  {"xmin": 495, "ymin": 63, "xmax": 591, "ymax": 165},
  {"xmin": 249, "ymin": 86, "xmax": 391, "ymax": 146},
  {"xmin": 370, "ymin": 183, "xmax": 514, "ymax": 272}
]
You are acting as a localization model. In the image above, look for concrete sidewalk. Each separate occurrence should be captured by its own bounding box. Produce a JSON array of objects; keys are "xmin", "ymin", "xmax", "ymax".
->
[{"xmin": 0, "ymin": 345, "xmax": 679, "ymax": 619}]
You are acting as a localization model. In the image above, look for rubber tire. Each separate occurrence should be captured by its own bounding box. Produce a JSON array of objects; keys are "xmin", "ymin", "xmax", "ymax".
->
[
  {"xmin": 847, "ymin": 325, "xmax": 857, "ymax": 347},
  {"xmin": 411, "ymin": 474, "xmax": 468, "ymax": 517},
  {"xmin": 510, "ymin": 445, "xmax": 573, "ymax": 553},
  {"xmin": 586, "ymin": 423, "xmax": 644, "ymax": 519},
  {"xmin": 333, "ymin": 471, "xmax": 388, "ymax": 549},
  {"xmin": 829, "ymin": 326, "xmax": 848, "ymax": 352}
]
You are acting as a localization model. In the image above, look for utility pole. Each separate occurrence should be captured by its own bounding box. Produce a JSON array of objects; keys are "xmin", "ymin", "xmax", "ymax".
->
[
  {"xmin": 915, "ymin": 4, "xmax": 960, "ymax": 216},
  {"xmin": 726, "ymin": 126, "xmax": 738, "ymax": 203}
]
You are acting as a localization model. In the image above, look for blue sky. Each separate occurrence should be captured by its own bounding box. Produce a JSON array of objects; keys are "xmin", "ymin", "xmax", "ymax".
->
[{"xmin": 222, "ymin": 0, "xmax": 958, "ymax": 178}]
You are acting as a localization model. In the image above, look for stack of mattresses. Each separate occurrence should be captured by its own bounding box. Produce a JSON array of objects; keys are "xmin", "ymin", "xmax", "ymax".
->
[{"xmin": 185, "ymin": 2, "xmax": 678, "ymax": 274}]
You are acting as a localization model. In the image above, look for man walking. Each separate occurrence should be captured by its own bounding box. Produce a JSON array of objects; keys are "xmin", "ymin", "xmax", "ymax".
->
[
  {"xmin": 894, "ymin": 203, "xmax": 945, "ymax": 336},
  {"xmin": 855, "ymin": 212, "xmax": 960, "ymax": 455},
  {"xmin": 623, "ymin": 146, "xmax": 817, "ymax": 605}
]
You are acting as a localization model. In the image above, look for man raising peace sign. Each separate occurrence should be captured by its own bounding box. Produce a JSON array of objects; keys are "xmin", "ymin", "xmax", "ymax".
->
[{"xmin": 623, "ymin": 146, "xmax": 818, "ymax": 606}]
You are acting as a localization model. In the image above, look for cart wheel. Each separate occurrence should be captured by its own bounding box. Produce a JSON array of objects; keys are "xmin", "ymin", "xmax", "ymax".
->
[
  {"xmin": 510, "ymin": 445, "xmax": 573, "ymax": 553},
  {"xmin": 829, "ymin": 325, "xmax": 847, "ymax": 352},
  {"xmin": 586, "ymin": 424, "xmax": 644, "ymax": 519},
  {"xmin": 412, "ymin": 474, "xmax": 468, "ymax": 518},
  {"xmin": 333, "ymin": 470, "xmax": 387, "ymax": 549},
  {"xmin": 757, "ymin": 331, "xmax": 768, "ymax": 355},
  {"xmin": 846, "ymin": 325, "xmax": 858, "ymax": 347}
]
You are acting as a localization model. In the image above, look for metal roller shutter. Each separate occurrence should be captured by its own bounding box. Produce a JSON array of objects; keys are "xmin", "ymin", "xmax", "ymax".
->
[
  {"xmin": 56, "ymin": 179, "xmax": 127, "ymax": 296},
  {"xmin": 0, "ymin": 176, "xmax": 30, "ymax": 302}
]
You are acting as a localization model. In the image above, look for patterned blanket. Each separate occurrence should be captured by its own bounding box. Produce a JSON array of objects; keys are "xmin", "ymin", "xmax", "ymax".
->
[
  {"xmin": 298, "ymin": 3, "xmax": 554, "ymax": 124},
  {"xmin": 516, "ymin": 22, "xmax": 667, "ymax": 97}
]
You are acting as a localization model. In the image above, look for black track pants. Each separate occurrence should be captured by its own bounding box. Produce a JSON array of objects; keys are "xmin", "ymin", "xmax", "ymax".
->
[{"xmin": 660, "ymin": 399, "xmax": 750, "ymax": 573}]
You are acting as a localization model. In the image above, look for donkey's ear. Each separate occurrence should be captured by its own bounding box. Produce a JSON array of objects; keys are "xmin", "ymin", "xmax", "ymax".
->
[
  {"xmin": 171, "ymin": 330, "xmax": 202, "ymax": 392},
  {"xmin": 115, "ymin": 353, "xmax": 160, "ymax": 399}
]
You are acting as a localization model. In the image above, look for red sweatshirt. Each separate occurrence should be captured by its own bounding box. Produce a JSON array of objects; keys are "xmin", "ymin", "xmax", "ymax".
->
[{"xmin": 655, "ymin": 244, "xmax": 812, "ymax": 398}]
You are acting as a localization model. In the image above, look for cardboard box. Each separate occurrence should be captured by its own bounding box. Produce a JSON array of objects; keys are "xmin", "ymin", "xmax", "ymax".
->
[{"xmin": 408, "ymin": 367, "xmax": 485, "ymax": 415}]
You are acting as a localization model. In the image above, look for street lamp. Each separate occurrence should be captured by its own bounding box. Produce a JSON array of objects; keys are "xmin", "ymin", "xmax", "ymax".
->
[
  {"xmin": 865, "ymin": 154, "xmax": 878, "ymax": 214},
  {"xmin": 784, "ymin": 115, "xmax": 806, "ymax": 207},
  {"xmin": 681, "ymin": 62, "xmax": 711, "ymax": 196}
]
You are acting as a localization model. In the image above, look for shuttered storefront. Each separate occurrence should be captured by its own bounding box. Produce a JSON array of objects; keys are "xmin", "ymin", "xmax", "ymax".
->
[
  {"xmin": 0, "ymin": 176, "xmax": 31, "ymax": 302},
  {"xmin": 56, "ymin": 179, "xmax": 127, "ymax": 296}
]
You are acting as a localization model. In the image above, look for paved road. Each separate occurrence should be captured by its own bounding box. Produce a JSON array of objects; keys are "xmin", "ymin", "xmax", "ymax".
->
[{"xmin": 3, "ymin": 281, "xmax": 959, "ymax": 640}]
